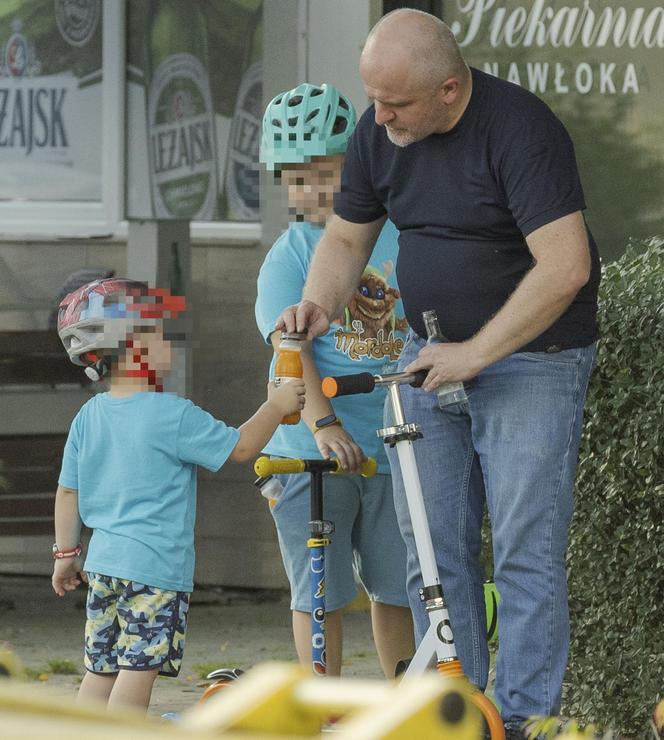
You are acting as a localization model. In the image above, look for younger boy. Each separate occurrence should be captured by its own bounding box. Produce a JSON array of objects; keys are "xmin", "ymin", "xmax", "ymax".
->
[{"xmin": 52, "ymin": 278, "xmax": 304, "ymax": 711}]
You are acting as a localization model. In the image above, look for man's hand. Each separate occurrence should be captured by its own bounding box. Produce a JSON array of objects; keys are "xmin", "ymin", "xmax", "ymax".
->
[
  {"xmin": 276, "ymin": 300, "xmax": 330, "ymax": 340},
  {"xmin": 313, "ymin": 425, "xmax": 365, "ymax": 474},
  {"xmin": 406, "ymin": 341, "xmax": 484, "ymax": 391},
  {"xmin": 52, "ymin": 558, "xmax": 87, "ymax": 597}
]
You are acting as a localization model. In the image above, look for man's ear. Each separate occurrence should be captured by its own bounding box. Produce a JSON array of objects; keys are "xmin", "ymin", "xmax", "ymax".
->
[{"xmin": 438, "ymin": 77, "xmax": 461, "ymax": 104}]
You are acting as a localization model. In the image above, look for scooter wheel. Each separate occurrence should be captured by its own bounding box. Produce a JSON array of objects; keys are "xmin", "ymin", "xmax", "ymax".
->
[{"xmin": 198, "ymin": 667, "xmax": 244, "ymax": 705}]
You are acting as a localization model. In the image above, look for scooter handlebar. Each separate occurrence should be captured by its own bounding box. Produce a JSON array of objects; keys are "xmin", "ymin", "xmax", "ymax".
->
[
  {"xmin": 322, "ymin": 369, "xmax": 427, "ymax": 398},
  {"xmin": 254, "ymin": 456, "xmax": 377, "ymax": 478},
  {"xmin": 321, "ymin": 372, "xmax": 376, "ymax": 398}
]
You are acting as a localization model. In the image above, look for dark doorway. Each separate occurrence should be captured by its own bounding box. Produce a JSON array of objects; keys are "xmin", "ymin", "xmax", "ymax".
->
[{"xmin": 382, "ymin": 1, "xmax": 443, "ymax": 19}]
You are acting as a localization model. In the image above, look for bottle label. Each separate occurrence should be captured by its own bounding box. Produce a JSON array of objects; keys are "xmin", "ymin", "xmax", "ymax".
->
[
  {"xmin": 148, "ymin": 53, "xmax": 217, "ymax": 219},
  {"xmin": 274, "ymin": 375, "xmax": 297, "ymax": 387},
  {"xmin": 224, "ymin": 60, "xmax": 262, "ymax": 221}
]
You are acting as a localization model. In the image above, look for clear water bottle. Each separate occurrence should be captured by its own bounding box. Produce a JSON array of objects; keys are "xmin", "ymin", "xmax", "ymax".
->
[
  {"xmin": 422, "ymin": 310, "xmax": 468, "ymax": 407},
  {"xmin": 254, "ymin": 475, "xmax": 284, "ymax": 508}
]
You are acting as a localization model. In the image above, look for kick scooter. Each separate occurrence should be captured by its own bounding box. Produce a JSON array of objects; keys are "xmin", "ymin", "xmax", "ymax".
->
[
  {"xmin": 199, "ymin": 455, "xmax": 376, "ymax": 702},
  {"xmin": 254, "ymin": 455, "xmax": 377, "ymax": 676},
  {"xmin": 322, "ymin": 369, "xmax": 505, "ymax": 739}
]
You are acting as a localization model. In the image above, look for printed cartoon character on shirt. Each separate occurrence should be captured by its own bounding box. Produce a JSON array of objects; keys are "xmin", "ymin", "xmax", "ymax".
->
[{"xmin": 332, "ymin": 261, "xmax": 408, "ymax": 362}]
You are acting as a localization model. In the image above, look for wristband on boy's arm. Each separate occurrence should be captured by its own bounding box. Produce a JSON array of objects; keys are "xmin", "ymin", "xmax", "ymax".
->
[
  {"xmin": 52, "ymin": 543, "xmax": 82, "ymax": 560},
  {"xmin": 311, "ymin": 414, "xmax": 343, "ymax": 434}
]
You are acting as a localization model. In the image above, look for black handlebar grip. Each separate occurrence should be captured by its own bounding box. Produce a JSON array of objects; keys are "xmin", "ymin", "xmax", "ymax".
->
[
  {"xmin": 322, "ymin": 372, "xmax": 376, "ymax": 398},
  {"xmin": 410, "ymin": 370, "xmax": 428, "ymax": 388}
]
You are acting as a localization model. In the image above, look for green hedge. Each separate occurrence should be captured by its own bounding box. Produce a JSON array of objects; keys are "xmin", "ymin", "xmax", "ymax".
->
[{"xmin": 564, "ymin": 238, "xmax": 664, "ymax": 737}]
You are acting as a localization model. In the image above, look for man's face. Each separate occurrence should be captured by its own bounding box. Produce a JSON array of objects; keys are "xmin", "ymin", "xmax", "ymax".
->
[{"xmin": 360, "ymin": 57, "xmax": 447, "ymax": 147}]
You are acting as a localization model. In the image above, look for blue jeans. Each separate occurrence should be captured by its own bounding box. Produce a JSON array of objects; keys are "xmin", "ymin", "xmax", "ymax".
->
[{"xmin": 386, "ymin": 332, "xmax": 596, "ymax": 724}]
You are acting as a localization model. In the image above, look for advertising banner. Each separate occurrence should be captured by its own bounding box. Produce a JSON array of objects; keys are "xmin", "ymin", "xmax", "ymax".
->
[
  {"xmin": 126, "ymin": 0, "xmax": 262, "ymax": 222},
  {"xmin": 0, "ymin": 0, "xmax": 103, "ymax": 201},
  {"xmin": 443, "ymin": 0, "xmax": 664, "ymax": 259}
]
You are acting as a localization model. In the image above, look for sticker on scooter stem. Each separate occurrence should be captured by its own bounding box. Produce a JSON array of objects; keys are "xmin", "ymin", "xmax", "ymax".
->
[
  {"xmin": 311, "ymin": 554, "xmax": 324, "ymax": 573},
  {"xmin": 437, "ymin": 619, "xmax": 454, "ymax": 645},
  {"xmin": 313, "ymin": 606, "xmax": 325, "ymax": 624}
]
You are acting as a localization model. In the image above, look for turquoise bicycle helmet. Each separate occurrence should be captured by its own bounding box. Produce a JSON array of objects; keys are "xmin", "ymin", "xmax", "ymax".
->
[{"xmin": 260, "ymin": 83, "xmax": 357, "ymax": 170}]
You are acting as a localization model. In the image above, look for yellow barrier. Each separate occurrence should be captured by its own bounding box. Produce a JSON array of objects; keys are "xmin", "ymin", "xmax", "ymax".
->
[{"xmin": 0, "ymin": 661, "xmax": 484, "ymax": 739}]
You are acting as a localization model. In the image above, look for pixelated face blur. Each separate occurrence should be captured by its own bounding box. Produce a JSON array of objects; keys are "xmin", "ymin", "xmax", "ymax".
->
[
  {"xmin": 112, "ymin": 325, "xmax": 173, "ymax": 393},
  {"xmin": 279, "ymin": 155, "xmax": 344, "ymax": 224},
  {"xmin": 132, "ymin": 327, "xmax": 172, "ymax": 375}
]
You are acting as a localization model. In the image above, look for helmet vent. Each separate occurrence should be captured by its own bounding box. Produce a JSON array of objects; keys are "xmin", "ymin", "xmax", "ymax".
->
[
  {"xmin": 288, "ymin": 95, "xmax": 302, "ymax": 107},
  {"xmin": 288, "ymin": 116, "xmax": 298, "ymax": 127},
  {"xmin": 305, "ymin": 109, "xmax": 319, "ymax": 123},
  {"xmin": 338, "ymin": 97, "xmax": 350, "ymax": 111},
  {"xmin": 271, "ymin": 119, "xmax": 282, "ymax": 128},
  {"xmin": 332, "ymin": 116, "xmax": 348, "ymax": 135},
  {"xmin": 274, "ymin": 96, "xmax": 283, "ymax": 105},
  {"xmin": 311, "ymin": 88, "xmax": 323, "ymax": 97}
]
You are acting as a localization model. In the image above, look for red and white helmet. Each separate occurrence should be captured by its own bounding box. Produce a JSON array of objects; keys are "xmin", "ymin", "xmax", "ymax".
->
[{"xmin": 57, "ymin": 278, "xmax": 186, "ymax": 368}]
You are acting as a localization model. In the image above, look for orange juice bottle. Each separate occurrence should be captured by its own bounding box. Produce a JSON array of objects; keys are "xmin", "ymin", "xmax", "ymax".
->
[{"xmin": 275, "ymin": 332, "xmax": 304, "ymax": 425}]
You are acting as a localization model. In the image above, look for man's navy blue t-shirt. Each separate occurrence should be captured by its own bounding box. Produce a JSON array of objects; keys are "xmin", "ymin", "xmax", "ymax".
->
[{"xmin": 334, "ymin": 68, "xmax": 600, "ymax": 352}]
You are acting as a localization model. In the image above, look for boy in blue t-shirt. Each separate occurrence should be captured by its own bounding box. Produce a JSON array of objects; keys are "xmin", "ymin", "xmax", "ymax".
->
[
  {"xmin": 52, "ymin": 278, "xmax": 304, "ymax": 711},
  {"xmin": 256, "ymin": 83, "xmax": 414, "ymax": 677}
]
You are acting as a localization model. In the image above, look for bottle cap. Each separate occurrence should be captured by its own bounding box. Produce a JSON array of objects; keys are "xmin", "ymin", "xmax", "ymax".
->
[{"xmin": 280, "ymin": 331, "xmax": 307, "ymax": 342}]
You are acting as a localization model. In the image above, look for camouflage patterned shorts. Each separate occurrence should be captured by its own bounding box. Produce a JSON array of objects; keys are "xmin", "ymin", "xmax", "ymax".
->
[{"xmin": 84, "ymin": 573, "xmax": 190, "ymax": 677}]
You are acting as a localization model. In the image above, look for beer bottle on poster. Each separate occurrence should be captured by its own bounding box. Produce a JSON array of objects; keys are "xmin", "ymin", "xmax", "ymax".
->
[
  {"xmin": 146, "ymin": 0, "xmax": 218, "ymax": 220},
  {"xmin": 222, "ymin": 4, "xmax": 262, "ymax": 221}
]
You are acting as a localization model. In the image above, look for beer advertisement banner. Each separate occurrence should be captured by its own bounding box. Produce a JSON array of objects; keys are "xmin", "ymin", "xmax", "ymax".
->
[
  {"xmin": 126, "ymin": 0, "xmax": 262, "ymax": 223},
  {"xmin": 442, "ymin": 0, "xmax": 664, "ymax": 260},
  {"xmin": 0, "ymin": 0, "xmax": 103, "ymax": 201}
]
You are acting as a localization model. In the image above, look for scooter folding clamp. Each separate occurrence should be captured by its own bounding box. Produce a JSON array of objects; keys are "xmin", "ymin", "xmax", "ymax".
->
[
  {"xmin": 377, "ymin": 423, "xmax": 423, "ymax": 447},
  {"xmin": 309, "ymin": 519, "xmax": 334, "ymax": 536}
]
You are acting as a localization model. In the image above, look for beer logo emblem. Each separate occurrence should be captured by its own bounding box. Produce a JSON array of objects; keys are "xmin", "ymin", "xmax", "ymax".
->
[
  {"xmin": 1, "ymin": 21, "xmax": 39, "ymax": 78},
  {"xmin": 54, "ymin": 0, "xmax": 101, "ymax": 47},
  {"xmin": 5, "ymin": 33, "xmax": 28, "ymax": 77}
]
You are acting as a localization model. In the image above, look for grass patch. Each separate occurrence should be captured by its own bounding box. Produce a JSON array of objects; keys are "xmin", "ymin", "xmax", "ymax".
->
[
  {"xmin": 24, "ymin": 666, "xmax": 46, "ymax": 681},
  {"xmin": 191, "ymin": 662, "xmax": 223, "ymax": 680},
  {"xmin": 46, "ymin": 659, "xmax": 79, "ymax": 675}
]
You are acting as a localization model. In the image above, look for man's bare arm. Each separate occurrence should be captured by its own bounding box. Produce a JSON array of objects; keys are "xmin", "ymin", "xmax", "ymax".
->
[
  {"xmin": 278, "ymin": 214, "xmax": 386, "ymax": 339},
  {"xmin": 471, "ymin": 210, "xmax": 591, "ymax": 363},
  {"xmin": 408, "ymin": 211, "xmax": 592, "ymax": 386}
]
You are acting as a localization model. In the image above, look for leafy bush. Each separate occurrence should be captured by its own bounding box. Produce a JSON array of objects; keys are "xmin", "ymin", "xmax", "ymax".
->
[{"xmin": 564, "ymin": 238, "xmax": 664, "ymax": 736}]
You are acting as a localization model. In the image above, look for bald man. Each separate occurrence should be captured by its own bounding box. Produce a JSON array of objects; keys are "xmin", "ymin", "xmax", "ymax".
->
[{"xmin": 278, "ymin": 10, "xmax": 599, "ymax": 736}]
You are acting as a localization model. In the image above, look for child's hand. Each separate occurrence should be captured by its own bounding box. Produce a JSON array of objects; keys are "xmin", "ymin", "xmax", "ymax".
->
[
  {"xmin": 268, "ymin": 378, "xmax": 306, "ymax": 417},
  {"xmin": 52, "ymin": 558, "xmax": 87, "ymax": 597},
  {"xmin": 313, "ymin": 425, "xmax": 365, "ymax": 473}
]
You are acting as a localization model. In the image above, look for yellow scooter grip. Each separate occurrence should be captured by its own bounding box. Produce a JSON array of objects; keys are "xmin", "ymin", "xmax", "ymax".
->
[
  {"xmin": 253, "ymin": 456, "xmax": 377, "ymax": 478},
  {"xmin": 254, "ymin": 456, "xmax": 306, "ymax": 476},
  {"xmin": 354, "ymin": 457, "xmax": 377, "ymax": 478}
]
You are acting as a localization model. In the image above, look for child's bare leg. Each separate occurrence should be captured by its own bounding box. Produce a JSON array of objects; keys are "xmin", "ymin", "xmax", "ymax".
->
[
  {"xmin": 370, "ymin": 601, "xmax": 415, "ymax": 679},
  {"xmin": 292, "ymin": 608, "xmax": 343, "ymax": 676},
  {"xmin": 77, "ymin": 671, "xmax": 117, "ymax": 704},
  {"xmin": 107, "ymin": 668, "xmax": 159, "ymax": 711}
]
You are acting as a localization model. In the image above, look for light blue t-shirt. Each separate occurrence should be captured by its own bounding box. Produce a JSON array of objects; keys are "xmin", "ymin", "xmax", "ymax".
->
[
  {"xmin": 255, "ymin": 220, "xmax": 408, "ymax": 472},
  {"xmin": 58, "ymin": 392, "xmax": 240, "ymax": 592}
]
